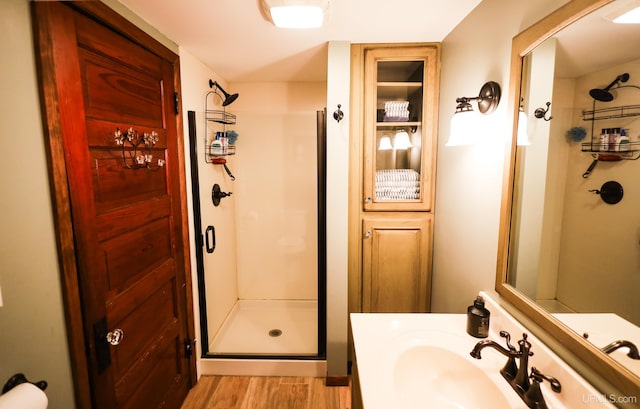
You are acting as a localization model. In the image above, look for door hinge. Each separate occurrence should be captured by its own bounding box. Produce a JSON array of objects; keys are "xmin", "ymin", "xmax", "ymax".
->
[
  {"xmin": 184, "ymin": 338, "xmax": 194, "ymax": 358},
  {"xmin": 93, "ymin": 317, "xmax": 111, "ymax": 373},
  {"xmin": 173, "ymin": 92, "xmax": 180, "ymax": 115}
]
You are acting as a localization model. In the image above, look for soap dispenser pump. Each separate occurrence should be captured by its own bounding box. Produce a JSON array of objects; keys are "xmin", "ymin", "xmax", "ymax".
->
[{"xmin": 467, "ymin": 296, "xmax": 490, "ymax": 338}]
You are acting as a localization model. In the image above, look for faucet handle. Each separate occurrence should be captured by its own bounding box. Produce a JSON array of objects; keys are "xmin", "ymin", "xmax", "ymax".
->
[
  {"xmin": 499, "ymin": 330, "xmax": 517, "ymax": 351},
  {"xmin": 519, "ymin": 333, "xmax": 534, "ymax": 357},
  {"xmin": 530, "ymin": 367, "xmax": 562, "ymax": 393}
]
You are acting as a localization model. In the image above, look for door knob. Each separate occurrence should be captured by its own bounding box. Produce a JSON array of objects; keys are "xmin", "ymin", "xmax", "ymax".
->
[{"xmin": 106, "ymin": 328, "xmax": 124, "ymax": 346}]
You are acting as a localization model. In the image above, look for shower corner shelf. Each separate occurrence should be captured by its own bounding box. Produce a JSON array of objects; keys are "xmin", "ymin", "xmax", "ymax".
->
[
  {"xmin": 206, "ymin": 109, "xmax": 236, "ymax": 125},
  {"xmin": 582, "ymin": 104, "xmax": 640, "ymax": 121},
  {"xmin": 580, "ymin": 141, "xmax": 640, "ymax": 160},
  {"xmin": 579, "ymin": 103, "xmax": 640, "ymax": 160}
]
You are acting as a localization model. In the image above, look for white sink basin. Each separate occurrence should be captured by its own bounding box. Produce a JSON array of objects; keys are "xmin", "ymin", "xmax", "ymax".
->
[
  {"xmin": 351, "ymin": 294, "xmax": 617, "ymax": 409},
  {"xmin": 357, "ymin": 326, "xmax": 523, "ymax": 409},
  {"xmin": 392, "ymin": 344, "xmax": 511, "ymax": 409}
]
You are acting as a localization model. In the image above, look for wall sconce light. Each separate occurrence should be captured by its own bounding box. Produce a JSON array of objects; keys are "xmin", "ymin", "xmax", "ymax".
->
[
  {"xmin": 114, "ymin": 127, "xmax": 165, "ymax": 170},
  {"xmin": 261, "ymin": 0, "xmax": 330, "ymax": 28},
  {"xmin": 447, "ymin": 81, "xmax": 501, "ymax": 146},
  {"xmin": 517, "ymin": 105, "xmax": 530, "ymax": 146},
  {"xmin": 378, "ymin": 136, "xmax": 393, "ymax": 150},
  {"xmin": 534, "ymin": 101, "xmax": 553, "ymax": 121},
  {"xmin": 209, "ymin": 79, "xmax": 239, "ymax": 106},
  {"xmin": 394, "ymin": 129, "xmax": 413, "ymax": 149}
]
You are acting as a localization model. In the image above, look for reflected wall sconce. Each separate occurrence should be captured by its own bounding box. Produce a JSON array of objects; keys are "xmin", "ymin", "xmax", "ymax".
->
[
  {"xmin": 114, "ymin": 127, "xmax": 165, "ymax": 170},
  {"xmin": 378, "ymin": 129, "xmax": 413, "ymax": 150},
  {"xmin": 394, "ymin": 129, "xmax": 413, "ymax": 149},
  {"xmin": 517, "ymin": 104, "xmax": 530, "ymax": 146},
  {"xmin": 447, "ymin": 81, "xmax": 501, "ymax": 146},
  {"xmin": 262, "ymin": 0, "xmax": 330, "ymax": 28},
  {"xmin": 534, "ymin": 101, "xmax": 553, "ymax": 121},
  {"xmin": 209, "ymin": 80, "xmax": 239, "ymax": 106},
  {"xmin": 378, "ymin": 136, "xmax": 393, "ymax": 150}
]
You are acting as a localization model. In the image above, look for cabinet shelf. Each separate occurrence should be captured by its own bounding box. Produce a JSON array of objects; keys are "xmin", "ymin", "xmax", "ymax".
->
[{"xmin": 376, "ymin": 121, "xmax": 421, "ymax": 129}]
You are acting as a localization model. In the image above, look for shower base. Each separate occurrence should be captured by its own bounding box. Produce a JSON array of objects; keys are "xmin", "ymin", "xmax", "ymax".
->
[{"xmin": 209, "ymin": 299, "xmax": 318, "ymax": 356}]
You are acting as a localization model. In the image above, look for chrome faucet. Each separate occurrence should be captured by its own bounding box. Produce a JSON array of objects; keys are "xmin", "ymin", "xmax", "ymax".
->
[
  {"xmin": 470, "ymin": 332, "xmax": 561, "ymax": 409},
  {"xmin": 602, "ymin": 340, "xmax": 640, "ymax": 360}
]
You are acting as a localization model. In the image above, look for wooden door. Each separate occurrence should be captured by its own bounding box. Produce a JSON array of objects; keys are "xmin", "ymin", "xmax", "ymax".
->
[
  {"xmin": 361, "ymin": 214, "xmax": 432, "ymax": 312},
  {"xmin": 32, "ymin": 2, "xmax": 195, "ymax": 408}
]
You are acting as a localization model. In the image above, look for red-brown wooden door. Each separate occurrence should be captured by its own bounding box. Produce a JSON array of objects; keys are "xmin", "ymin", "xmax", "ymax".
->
[{"xmin": 33, "ymin": 2, "xmax": 195, "ymax": 408}]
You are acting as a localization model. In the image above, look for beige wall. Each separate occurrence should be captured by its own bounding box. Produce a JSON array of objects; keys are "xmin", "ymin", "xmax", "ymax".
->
[
  {"xmin": 432, "ymin": 0, "xmax": 571, "ymax": 313},
  {"xmin": 177, "ymin": 48, "xmax": 239, "ymax": 361},
  {"xmin": 0, "ymin": 1, "xmax": 75, "ymax": 408}
]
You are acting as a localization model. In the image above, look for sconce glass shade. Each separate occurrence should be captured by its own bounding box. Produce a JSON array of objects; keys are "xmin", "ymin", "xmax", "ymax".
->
[
  {"xmin": 262, "ymin": 0, "xmax": 329, "ymax": 28},
  {"xmin": 394, "ymin": 130, "xmax": 413, "ymax": 149},
  {"xmin": 378, "ymin": 136, "xmax": 393, "ymax": 150},
  {"xmin": 517, "ymin": 108, "xmax": 530, "ymax": 146},
  {"xmin": 447, "ymin": 110, "xmax": 478, "ymax": 146},
  {"xmin": 446, "ymin": 81, "xmax": 501, "ymax": 146}
]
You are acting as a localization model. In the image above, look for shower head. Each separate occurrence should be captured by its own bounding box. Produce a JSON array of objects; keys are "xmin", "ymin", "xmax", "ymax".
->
[
  {"xmin": 589, "ymin": 73, "xmax": 630, "ymax": 102},
  {"xmin": 209, "ymin": 79, "xmax": 240, "ymax": 106}
]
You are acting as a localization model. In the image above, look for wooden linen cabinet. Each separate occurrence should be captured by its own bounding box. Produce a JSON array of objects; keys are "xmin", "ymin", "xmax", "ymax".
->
[{"xmin": 350, "ymin": 43, "xmax": 439, "ymax": 314}]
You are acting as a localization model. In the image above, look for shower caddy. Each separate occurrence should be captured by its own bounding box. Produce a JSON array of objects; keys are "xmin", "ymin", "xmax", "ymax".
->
[
  {"xmin": 204, "ymin": 89, "xmax": 237, "ymax": 162},
  {"xmin": 581, "ymin": 104, "xmax": 640, "ymax": 159}
]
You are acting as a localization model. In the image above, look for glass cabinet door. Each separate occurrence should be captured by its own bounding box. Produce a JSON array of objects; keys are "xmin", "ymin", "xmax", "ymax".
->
[{"xmin": 363, "ymin": 46, "xmax": 438, "ymax": 211}]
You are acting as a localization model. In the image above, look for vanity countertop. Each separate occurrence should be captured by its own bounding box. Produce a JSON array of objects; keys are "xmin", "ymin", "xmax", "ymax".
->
[
  {"xmin": 553, "ymin": 313, "xmax": 640, "ymax": 377},
  {"xmin": 350, "ymin": 292, "xmax": 618, "ymax": 409}
]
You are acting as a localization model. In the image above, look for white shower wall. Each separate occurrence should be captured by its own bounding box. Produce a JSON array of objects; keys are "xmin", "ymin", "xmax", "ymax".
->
[{"xmin": 230, "ymin": 83, "xmax": 326, "ymax": 301}]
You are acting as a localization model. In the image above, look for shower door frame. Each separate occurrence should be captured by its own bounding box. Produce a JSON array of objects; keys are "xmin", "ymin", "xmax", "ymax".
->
[{"xmin": 188, "ymin": 109, "xmax": 327, "ymax": 360}]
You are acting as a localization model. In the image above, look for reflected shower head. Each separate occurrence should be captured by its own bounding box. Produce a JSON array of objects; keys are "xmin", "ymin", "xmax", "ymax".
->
[{"xmin": 589, "ymin": 73, "xmax": 630, "ymax": 102}]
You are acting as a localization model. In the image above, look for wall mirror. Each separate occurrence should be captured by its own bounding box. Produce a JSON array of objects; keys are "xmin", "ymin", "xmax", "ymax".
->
[{"xmin": 497, "ymin": 0, "xmax": 640, "ymax": 400}]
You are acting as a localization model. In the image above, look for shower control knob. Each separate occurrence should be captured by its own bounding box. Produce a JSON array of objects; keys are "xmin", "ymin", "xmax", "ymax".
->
[{"xmin": 106, "ymin": 328, "xmax": 124, "ymax": 346}]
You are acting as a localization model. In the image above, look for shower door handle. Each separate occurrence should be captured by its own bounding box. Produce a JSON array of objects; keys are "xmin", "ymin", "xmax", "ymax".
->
[{"xmin": 205, "ymin": 225, "xmax": 215, "ymax": 253}]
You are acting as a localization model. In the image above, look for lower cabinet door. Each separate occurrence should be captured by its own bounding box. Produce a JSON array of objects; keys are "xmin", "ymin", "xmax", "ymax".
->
[{"xmin": 362, "ymin": 214, "xmax": 433, "ymax": 313}]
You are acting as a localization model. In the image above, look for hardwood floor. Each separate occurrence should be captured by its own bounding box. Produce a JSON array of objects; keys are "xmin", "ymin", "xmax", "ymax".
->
[{"xmin": 180, "ymin": 376, "xmax": 351, "ymax": 409}]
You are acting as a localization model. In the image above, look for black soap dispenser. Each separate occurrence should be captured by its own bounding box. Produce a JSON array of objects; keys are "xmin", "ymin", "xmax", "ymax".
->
[{"xmin": 467, "ymin": 296, "xmax": 490, "ymax": 338}]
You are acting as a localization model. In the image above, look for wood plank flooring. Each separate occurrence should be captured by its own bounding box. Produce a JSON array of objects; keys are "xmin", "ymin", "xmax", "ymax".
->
[{"xmin": 180, "ymin": 376, "xmax": 351, "ymax": 409}]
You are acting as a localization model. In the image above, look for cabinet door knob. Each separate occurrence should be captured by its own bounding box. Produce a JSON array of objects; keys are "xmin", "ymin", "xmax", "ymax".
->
[
  {"xmin": 364, "ymin": 196, "xmax": 372, "ymax": 203},
  {"xmin": 363, "ymin": 230, "xmax": 372, "ymax": 238}
]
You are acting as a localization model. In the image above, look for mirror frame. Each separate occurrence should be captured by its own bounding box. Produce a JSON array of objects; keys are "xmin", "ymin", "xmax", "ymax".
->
[{"xmin": 496, "ymin": 0, "xmax": 640, "ymax": 400}]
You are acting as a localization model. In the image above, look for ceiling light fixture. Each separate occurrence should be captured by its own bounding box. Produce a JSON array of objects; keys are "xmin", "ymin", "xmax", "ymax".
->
[
  {"xmin": 605, "ymin": 0, "xmax": 640, "ymax": 23},
  {"xmin": 262, "ymin": 0, "xmax": 330, "ymax": 28}
]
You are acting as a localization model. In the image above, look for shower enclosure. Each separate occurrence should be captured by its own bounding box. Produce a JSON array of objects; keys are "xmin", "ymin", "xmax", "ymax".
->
[{"xmin": 188, "ymin": 102, "xmax": 326, "ymax": 360}]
